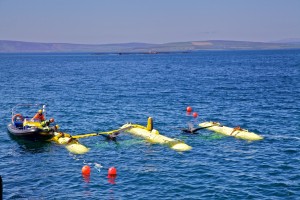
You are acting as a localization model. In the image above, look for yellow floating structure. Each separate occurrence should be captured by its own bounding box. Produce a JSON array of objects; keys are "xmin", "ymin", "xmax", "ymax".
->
[
  {"xmin": 199, "ymin": 121, "xmax": 263, "ymax": 141},
  {"xmin": 46, "ymin": 117, "xmax": 192, "ymax": 154},
  {"xmin": 50, "ymin": 132, "xmax": 90, "ymax": 154},
  {"xmin": 121, "ymin": 117, "xmax": 192, "ymax": 151}
]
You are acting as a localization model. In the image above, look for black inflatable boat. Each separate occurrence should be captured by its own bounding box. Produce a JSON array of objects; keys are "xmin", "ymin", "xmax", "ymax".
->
[{"xmin": 7, "ymin": 104, "xmax": 53, "ymax": 140}]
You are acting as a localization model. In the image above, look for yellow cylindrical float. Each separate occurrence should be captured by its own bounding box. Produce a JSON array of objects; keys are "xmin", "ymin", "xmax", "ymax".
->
[
  {"xmin": 121, "ymin": 117, "xmax": 192, "ymax": 152},
  {"xmin": 199, "ymin": 122, "xmax": 263, "ymax": 141},
  {"xmin": 50, "ymin": 133, "xmax": 90, "ymax": 154}
]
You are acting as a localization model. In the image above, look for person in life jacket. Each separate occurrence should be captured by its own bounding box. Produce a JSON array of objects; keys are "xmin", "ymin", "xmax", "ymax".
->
[
  {"xmin": 52, "ymin": 124, "xmax": 60, "ymax": 132},
  {"xmin": 41, "ymin": 118, "xmax": 54, "ymax": 127},
  {"xmin": 180, "ymin": 122, "xmax": 201, "ymax": 134},
  {"xmin": 51, "ymin": 125, "xmax": 73, "ymax": 143},
  {"xmin": 180, "ymin": 127, "xmax": 202, "ymax": 134},
  {"xmin": 43, "ymin": 124, "xmax": 60, "ymax": 135},
  {"xmin": 31, "ymin": 109, "xmax": 45, "ymax": 122}
]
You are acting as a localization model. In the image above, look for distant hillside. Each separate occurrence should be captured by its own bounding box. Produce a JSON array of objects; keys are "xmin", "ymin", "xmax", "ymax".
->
[
  {"xmin": 1, "ymin": 40, "xmax": 300, "ymax": 53},
  {"xmin": 270, "ymin": 38, "xmax": 300, "ymax": 44}
]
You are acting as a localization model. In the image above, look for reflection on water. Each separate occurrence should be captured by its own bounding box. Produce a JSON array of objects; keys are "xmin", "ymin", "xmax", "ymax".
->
[
  {"xmin": 8, "ymin": 132, "xmax": 52, "ymax": 153},
  {"xmin": 82, "ymin": 174, "xmax": 90, "ymax": 183},
  {"xmin": 107, "ymin": 175, "xmax": 117, "ymax": 185}
]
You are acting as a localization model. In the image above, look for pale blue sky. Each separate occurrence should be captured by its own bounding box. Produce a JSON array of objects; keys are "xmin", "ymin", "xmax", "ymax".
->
[{"xmin": 0, "ymin": 0, "xmax": 299, "ymax": 44}]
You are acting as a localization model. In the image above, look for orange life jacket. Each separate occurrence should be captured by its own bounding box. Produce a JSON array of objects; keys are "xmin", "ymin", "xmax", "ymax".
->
[{"xmin": 32, "ymin": 113, "xmax": 45, "ymax": 121}]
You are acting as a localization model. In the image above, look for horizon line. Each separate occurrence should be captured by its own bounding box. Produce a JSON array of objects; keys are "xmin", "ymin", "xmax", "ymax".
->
[{"xmin": 1, "ymin": 38, "xmax": 300, "ymax": 45}]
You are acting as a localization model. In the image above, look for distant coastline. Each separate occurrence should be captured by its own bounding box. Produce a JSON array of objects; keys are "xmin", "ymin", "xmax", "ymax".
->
[{"xmin": 1, "ymin": 40, "xmax": 300, "ymax": 53}]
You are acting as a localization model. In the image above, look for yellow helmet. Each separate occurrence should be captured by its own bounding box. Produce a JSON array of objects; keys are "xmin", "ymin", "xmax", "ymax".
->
[
  {"xmin": 38, "ymin": 110, "xmax": 43, "ymax": 114},
  {"xmin": 55, "ymin": 125, "xmax": 60, "ymax": 129}
]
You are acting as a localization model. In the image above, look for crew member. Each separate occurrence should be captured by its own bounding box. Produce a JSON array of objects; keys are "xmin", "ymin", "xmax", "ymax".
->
[
  {"xmin": 180, "ymin": 122, "xmax": 201, "ymax": 134},
  {"xmin": 104, "ymin": 131, "xmax": 120, "ymax": 142},
  {"xmin": 51, "ymin": 124, "xmax": 60, "ymax": 132},
  {"xmin": 181, "ymin": 127, "xmax": 202, "ymax": 134},
  {"xmin": 31, "ymin": 109, "xmax": 45, "ymax": 122},
  {"xmin": 43, "ymin": 124, "xmax": 60, "ymax": 135},
  {"xmin": 41, "ymin": 118, "xmax": 55, "ymax": 127}
]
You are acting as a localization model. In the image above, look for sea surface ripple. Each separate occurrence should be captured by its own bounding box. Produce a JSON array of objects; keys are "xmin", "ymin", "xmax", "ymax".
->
[{"xmin": 0, "ymin": 50, "xmax": 299, "ymax": 199}]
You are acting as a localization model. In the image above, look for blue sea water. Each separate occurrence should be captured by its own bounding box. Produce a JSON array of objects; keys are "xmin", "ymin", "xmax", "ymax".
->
[{"xmin": 0, "ymin": 50, "xmax": 299, "ymax": 199}]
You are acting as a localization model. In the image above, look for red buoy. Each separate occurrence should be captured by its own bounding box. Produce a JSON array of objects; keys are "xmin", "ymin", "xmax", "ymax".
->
[
  {"xmin": 82, "ymin": 165, "xmax": 91, "ymax": 175},
  {"xmin": 108, "ymin": 167, "xmax": 117, "ymax": 176},
  {"xmin": 193, "ymin": 112, "xmax": 198, "ymax": 118},
  {"xmin": 186, "ymin": 106, "xmax": 192, "ymax": 112}
]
